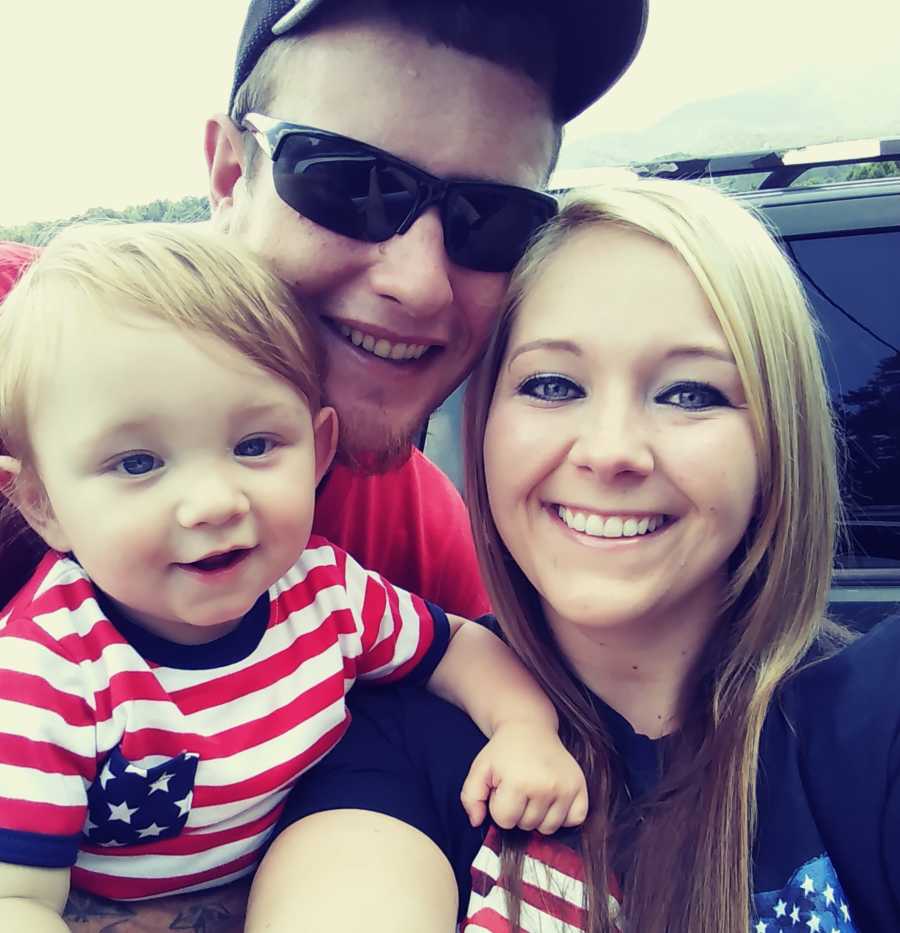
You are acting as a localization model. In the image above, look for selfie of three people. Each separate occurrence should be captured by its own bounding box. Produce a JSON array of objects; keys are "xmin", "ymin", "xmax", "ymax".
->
[{"xmin": 0, "ymin": 1, "xmax": 896, "ymax": 931}]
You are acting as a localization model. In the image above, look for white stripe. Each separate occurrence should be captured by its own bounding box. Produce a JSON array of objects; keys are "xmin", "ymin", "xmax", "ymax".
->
[
  {"xmin": 188, "ymin": 784, "xmax": 290, "ymax": 832},
  {"xmin": 92, "ymin": 634, "xmax": 346, "ymax": 741},
  {"xmin": 0, "ymin": 698, "xmax": 96, "ymax": 758},
  {"xmin": 191, "ymin": 694, "xmax": 346, "ymax": 788},
  {"xmin": 468, "ymin": 843, "xmax": 586, "ymax": 932},
  {"xmin": 0, "ymin": 635, "xmax": 93, "ymax": 698},
  {"xmin": 76, "ymin": 825, "xmax": 272, "ymax": 880},
  {"xmin": 0, "ymin": 762, "xmax": 85, "ymax": 807},
  {"xmin": 116, "ymin": 864, "xmax": 255, "ymax": 900}
]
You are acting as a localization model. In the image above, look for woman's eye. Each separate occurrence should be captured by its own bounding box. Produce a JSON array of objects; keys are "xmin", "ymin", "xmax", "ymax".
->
[
  {"xmin": 235, "ymin": 436, "xmax": 276, "ymax": 458},
  {"xmin": 657, "ymin": 382, "xmax": 730, "ymax": 410},
  {"xmin": 518, "ymin": 374, "xmax": 584, "ymax": 403},
  {"xmin": 116, "ymin": 453, "xmax": 161, "ymax": 476}
]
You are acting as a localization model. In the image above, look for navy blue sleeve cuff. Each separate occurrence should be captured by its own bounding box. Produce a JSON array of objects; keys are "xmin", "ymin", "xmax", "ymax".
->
[
  {"xmin": 404, "ymin": 601, "xmax": 452, "ymax": 686},
  {"xmin": 0, "ymin": 827, "xmax": 80, "ymax": 868}
]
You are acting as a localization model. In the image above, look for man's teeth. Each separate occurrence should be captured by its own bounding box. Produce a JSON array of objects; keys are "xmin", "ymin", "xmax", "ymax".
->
[
  {"xmin": 557, "ymin": 507, "xmax": 667, "ymax": 538},
  {"xmin": 338, "ymin": 324, "xmax": 429, "ymax": 360}
]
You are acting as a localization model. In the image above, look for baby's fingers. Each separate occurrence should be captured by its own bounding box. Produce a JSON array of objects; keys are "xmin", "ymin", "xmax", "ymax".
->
[
  {"xmin": 562, "ymin": 785, "xmax": 590, "ymax": 827},
  {"xmin": 486, "ymin": 782, "xmax": 529, "ymax": 830},
  {"xmin": 460, "ymin": 760, "xmax": 491, "ymax": 827}
]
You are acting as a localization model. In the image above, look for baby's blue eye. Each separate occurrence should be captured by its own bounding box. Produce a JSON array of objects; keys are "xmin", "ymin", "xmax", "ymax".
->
[
  {"xmin": 235, "ymin": 436, "xmax": 275, "ymax": 457},
  {"xmin": 518, "ymin": 374, "xmax": 584, "ymax": 403},
  {"xmin": 117, "ymin": 453, "xmax": 160, "ymax": 476}
]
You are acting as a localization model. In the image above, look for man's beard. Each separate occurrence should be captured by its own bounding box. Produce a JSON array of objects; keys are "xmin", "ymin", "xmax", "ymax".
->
[{"xmin": 334, "ymin": 410, "xmax": 420, "ymax": 474}]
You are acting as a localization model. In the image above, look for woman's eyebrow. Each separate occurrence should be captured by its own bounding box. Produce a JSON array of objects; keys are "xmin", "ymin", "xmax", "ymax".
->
[
  {"xmin": 506, "ymin": 339, "xmax": 582, "ymax": 367},
  {"xmin": 664, "ymin": 344, "xmax": 736, "ymax": 364}
]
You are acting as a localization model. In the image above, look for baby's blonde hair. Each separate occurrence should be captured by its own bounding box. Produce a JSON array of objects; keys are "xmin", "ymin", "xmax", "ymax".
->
[{"xmin": 0, "ymin": 222, "xmax": 322, "ymax": 471}]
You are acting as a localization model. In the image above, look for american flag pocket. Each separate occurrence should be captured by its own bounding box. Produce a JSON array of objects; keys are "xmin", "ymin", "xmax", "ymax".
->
[{"xmin": 84, "ymin": 747, "xmax": 199, "ymax": 848}]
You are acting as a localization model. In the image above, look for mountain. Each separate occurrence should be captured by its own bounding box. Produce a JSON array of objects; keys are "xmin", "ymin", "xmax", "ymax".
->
[{"xmin": 558, "ymin": 65, "xmax": 900, "ymax": 170}]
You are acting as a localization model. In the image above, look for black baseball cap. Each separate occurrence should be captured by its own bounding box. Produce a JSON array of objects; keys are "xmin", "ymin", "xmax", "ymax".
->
[{"xmin": 229, "ymin": 0, "xmax": 649, "ymax": 123}]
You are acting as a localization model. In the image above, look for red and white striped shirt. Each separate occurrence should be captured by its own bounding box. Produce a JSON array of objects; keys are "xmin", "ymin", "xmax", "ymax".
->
[
  {"xmin": 464, "ymin": 826, "xmax": 623, "ymax": 932},
  {"xmin": 0, "ymin": 536, "xmax": 447, "ymax": 900}
]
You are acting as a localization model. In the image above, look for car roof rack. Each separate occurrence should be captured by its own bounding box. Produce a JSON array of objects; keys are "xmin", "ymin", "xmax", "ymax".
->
[{"xmin": 633, "ymin": 137, "xmax": 900, "ymax": 190}]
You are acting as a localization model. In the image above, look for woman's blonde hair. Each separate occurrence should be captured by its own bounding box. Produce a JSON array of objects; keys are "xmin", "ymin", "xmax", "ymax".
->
[
  {"xmin": 465, "ymin": 179, "xmax": 846, "ymax": 932},
  {"xmin": 0, "ymin": 222, "xmax": 322, "ymax": 564}
]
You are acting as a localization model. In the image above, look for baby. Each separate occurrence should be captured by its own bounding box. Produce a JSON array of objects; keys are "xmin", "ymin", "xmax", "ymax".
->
[{"xmin": 0, "ymin": 223, "xmax": 586, "ymax": 928}]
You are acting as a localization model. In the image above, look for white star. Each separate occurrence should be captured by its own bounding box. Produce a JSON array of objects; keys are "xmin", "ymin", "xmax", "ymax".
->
[
  {"xmin": 800, "ymin": 874, "xmax": 816, "ymax": 896},
  {"xmin": 755, "ymin": 921, "xmax": 767, "ymax": 932},
  {"xmin": 148, "ymin": 772, "xmax": 174, "ymax": 794},
  {"xmin": 102, "ymin": 838, "xmax": 126, "ymax": 847},
  {"xmin": 774, "ymin": 899, "xmax": 787, "ymax": 918},
  {"xmin": 99, "ymin": 761, "xmax": 115, "ymax": 789},
  {"xmin": 790, "ymin": 904, "xmax": 801, "ymax": 924},
  {"xmin": 822, "ymin": 884, "xmax": 835, "ymax": 906},
  {"xmin": 840, "ymin": 902, "xmax": 851, "ymax": 922},
  {"xmin": 125, "ymin": 763, "xmax": 148, "ymax": 778},
  {"xmin": 175, "ymin": 791, "xmax": 193, "ymax": 816},
  {"xmin": 806, "ymin": 915, "xmax": 820, "ymax": 932},
  {"xmin": 830, "ymin": 928, "xmax": 840, "ymax": 933},
  {"xmin": 137, "ymin": 822, "xmax": 167, "ymax": 839},
  {"xmin": 83, "ymin": 816, "xmax": 98, "ymax": 834},
  {"xmin": 107, "ymin": 800, "xmax": 139, "ymax": 824}
]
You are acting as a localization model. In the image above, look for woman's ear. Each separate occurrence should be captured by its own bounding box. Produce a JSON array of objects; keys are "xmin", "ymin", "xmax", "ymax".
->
[
  {"xmin": 312, "ymin": 407, "xmax": 339, "ymax": 486},
  {"xmin": 0, "ymin": 455, "xmax": 70, "ymax": 552}
]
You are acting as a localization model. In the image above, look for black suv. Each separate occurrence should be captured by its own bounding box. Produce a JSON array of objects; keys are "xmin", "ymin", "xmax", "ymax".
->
[{"xmin": 424, "ymin": 141, "xmax": 900, "ymax": 632}]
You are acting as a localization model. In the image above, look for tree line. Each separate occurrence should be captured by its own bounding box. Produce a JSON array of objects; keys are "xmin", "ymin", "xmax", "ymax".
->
[
  {"xmin": 2, "ymin": 163, "xmax": 897, "ymax": 246},
  {"xmin": 0, "ymin": 196, "xmax": 211, "ymax": 246}
]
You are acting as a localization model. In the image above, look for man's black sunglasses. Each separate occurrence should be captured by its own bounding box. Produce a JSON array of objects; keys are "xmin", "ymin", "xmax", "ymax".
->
[{"xmin": 242, "ymin": 113, "xmax": 558, "ymax": 273}]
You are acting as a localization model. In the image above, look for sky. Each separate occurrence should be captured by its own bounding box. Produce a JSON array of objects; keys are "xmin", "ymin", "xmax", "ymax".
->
[{"xmin": 3, "ymin": 1, "xmax": 899, "ymax": 226}]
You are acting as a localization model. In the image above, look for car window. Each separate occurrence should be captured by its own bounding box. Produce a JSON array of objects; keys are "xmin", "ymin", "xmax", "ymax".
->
[{"xmin": 790, "ymin": 230, "xmax": 900, "ymax": 574}]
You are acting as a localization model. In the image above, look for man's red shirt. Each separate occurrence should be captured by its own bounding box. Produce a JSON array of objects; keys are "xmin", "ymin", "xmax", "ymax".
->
[{"xmin": 0, "ymin": 240, "xmax": 489, "ymax": 617}]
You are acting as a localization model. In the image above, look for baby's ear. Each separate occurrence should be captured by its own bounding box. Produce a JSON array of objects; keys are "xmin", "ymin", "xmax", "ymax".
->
[
  {"xmin": 0, "ymin": 455, "xmax": 69, "ymax": 552},
  {"xmin": 0, "ymin": 454, "xmax": 22, "ymax": 500}
]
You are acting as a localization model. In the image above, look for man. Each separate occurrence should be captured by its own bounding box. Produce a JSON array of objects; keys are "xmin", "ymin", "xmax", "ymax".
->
[{"xmin": 0, "ymin": 1, "xmax": 646, "ymax": 928}]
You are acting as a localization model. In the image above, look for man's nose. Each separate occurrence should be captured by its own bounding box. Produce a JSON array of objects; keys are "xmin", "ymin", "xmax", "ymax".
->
[
  {"xmin": 175, "ymin": 474, "xmax": 251, "ymax": 528},
  {"xmin": 368, "ymin": 209, "xmax": 455, "ymax": 318},
  {"xmin": 568, "ymin": 401, "xmax": 655, "ymax": 482}
]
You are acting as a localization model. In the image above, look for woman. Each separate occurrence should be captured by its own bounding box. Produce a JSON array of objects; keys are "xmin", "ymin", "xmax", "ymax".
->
[{"xmin": 249, "ymin": 180, "xmax": 900, "ymax": 932}]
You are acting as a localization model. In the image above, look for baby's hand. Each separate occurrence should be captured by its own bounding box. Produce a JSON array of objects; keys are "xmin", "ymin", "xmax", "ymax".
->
[{"xmin": 459, "ymin": 721, "xmax": 589, "ymax": 834}]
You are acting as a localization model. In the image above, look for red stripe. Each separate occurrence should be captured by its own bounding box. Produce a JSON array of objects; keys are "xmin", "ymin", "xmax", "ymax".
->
[
  {"xmin": 114, "ymin": 669, "xmax": 345, "ymax": 765},
  {"xmin": 365, "ymin": 591, "xmax": 434, "ymax": 683},
  {"xmin": 2, "ymin": 613, "xmax": 91, "ymax": 666},
  {"xmin": 463, "ymin": 906, "xmax": 512, "ymax": 932},
  {"xmin": 73, "ymin": 847, "xmax": 259, "ymax": 900},
  {"xmin": 192, "ymin": 716, "xmax": 347, "ymax": 806},
  {"xmin": 357, "ymin": 574, "xmax": 389, "ymax": 657},
  {"xmin": 518, "ymin": 873, "xmax": 585, "ymax": 927},
  {"xmin": 0, "ymin": 732, "xmax": 95, "ymax": 779},
  {"xmin": 0, "ymin": 669, "xmax": 95, "ymax": 728},
  {"xmin": 0, "ymin": 796, "xmax": 85, "ymax": 835},
  {"xmin": 522, "ymin": 832, "xmax": 585, "ymax": 881},
  {"xmin": 166, "ymin": 619, "xmax": 344, "ymax": 714}
]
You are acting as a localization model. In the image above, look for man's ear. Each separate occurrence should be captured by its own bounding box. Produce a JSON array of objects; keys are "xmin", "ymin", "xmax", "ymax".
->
[
  {"xmin": 0, "ymin": 455, "xmax": 70, "ymax": 552},
  {"xmin": 312, "ymin": 407, "xmax": 339, "ymax": 486},
  {"xmin": 205, "ymin": 113, "xmax": 246, "ymax": 229}
]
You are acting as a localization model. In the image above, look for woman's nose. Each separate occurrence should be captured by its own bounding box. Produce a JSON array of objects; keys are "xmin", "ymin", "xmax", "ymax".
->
[{"xmin": 567, "ymin": 402, "xmax": 655, "ymax": 482}]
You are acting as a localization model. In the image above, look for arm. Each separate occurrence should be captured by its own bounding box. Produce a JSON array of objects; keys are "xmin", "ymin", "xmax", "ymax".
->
[
  {"xmin": 427, "ymin": 615, "xmax": 588, "ymax": 833},
  {"xmin": 0, "ymin": 863, "xmax": 69, "ymax": 932}
]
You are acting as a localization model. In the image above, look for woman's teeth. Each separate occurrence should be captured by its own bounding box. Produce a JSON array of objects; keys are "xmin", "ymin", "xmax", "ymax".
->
[
  {"xmin": 338, "ymin": 324, "xmax": 429, "ymax": 361},
  {"xmin": 557, "ymin": 506, "xmax": 667, "ymax": 538}
]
